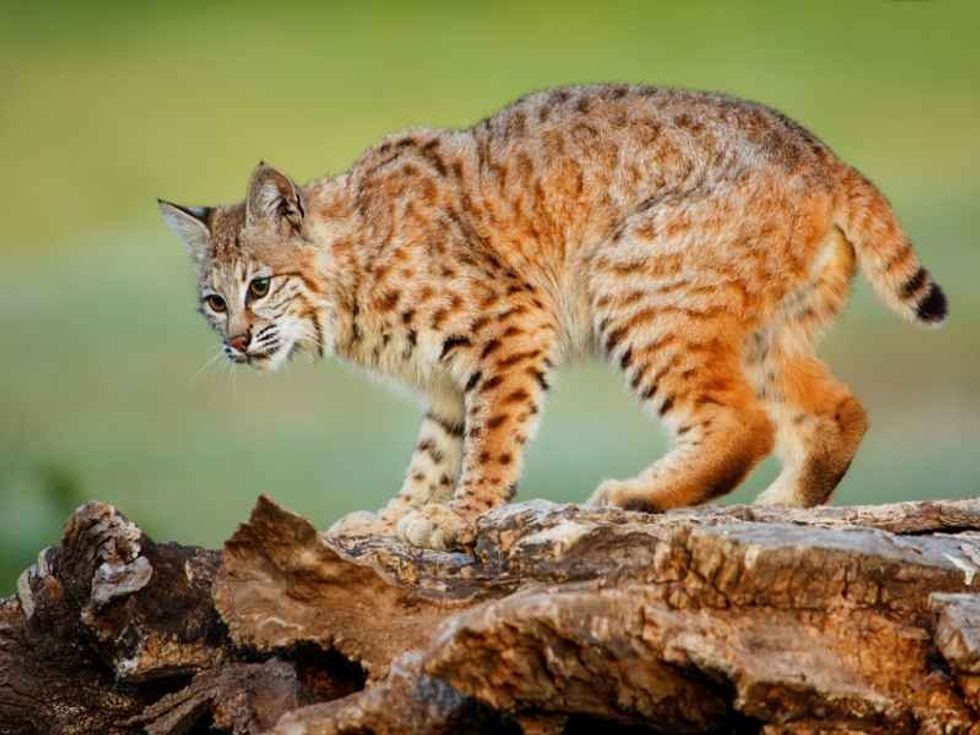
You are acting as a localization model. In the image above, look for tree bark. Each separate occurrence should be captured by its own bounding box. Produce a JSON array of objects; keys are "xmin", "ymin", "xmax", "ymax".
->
[{"xmin": 2, "ymin": 495, "xmax": 979, "ymax": 734}]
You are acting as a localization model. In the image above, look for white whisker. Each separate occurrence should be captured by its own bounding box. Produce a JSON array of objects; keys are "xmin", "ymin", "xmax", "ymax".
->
[
  {"xmin": 189, "ymin": 349, "xmax": 226, "ymax": 384},
  {"xmin": 223, "ymin": 359, "xmax": 235, "ymax": 394}
]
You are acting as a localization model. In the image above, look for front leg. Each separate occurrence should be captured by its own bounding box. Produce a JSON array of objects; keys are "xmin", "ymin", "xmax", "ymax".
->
[
  {"xmin": 329, "ymin": 390, "xmax": 464, "ymax": 538},
  {"xmin": 397, "ymin": 342, "xmax": 554, "ymax": 549},
  {"xmin": 380, "ymin": 399, "xmax": 465, "ymax": 522}
]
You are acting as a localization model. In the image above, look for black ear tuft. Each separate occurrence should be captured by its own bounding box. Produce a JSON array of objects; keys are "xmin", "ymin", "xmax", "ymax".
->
[
  {"xmin": 159, "ymin": 199, "xmax": 212, "ymax": 225},
  {"xmin": 158, "ymin": 200, "xmax": 213, "ymax": 262}
]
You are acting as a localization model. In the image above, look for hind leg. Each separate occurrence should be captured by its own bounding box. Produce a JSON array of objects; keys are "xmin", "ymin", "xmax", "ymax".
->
[
  {"xmin": 750, "ymin": 226, "xmax": 867, "ymax": 506},
  {"xmin": 588, "ymin": 322, "xmax": 775, "ymax": 510},
  {"xmin": 586, "ymin": 256, "xmax": 776, "ymax": 511},
  {"xmin": 754, "ymin": 354, "xmax": 867, "ymax": 506},
  {"xmin": 584, "ymin": 186, "xmax": 841, "ymax": 510}
]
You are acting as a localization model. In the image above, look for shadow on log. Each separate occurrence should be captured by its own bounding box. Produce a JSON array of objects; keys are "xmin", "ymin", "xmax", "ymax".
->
[{"xmin": 2, "ymin": 495, "xmax": 979, "ymax": 734}]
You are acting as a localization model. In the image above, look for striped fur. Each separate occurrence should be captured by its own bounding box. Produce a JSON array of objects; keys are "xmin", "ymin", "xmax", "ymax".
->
[{"xmin": 160, "ymin": 84, "xmax": 947, "ymax": 549}]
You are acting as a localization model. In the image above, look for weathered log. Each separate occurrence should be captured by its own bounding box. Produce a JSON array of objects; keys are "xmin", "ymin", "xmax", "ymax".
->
[
  {"xmin": 127, "ymin": 659, "xmax": 301, "ymax": 735},
  {"xmin": 2, "ymin": 495, "xmax": 979, "ymax": 734},
  {"xmin": 3, "ymin": 501, "xmax": 227, "ymax": 734}
]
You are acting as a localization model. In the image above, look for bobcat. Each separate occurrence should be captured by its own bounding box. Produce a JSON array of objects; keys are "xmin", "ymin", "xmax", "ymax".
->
[{"xmin": 160, "ymin": 84, "xmax": 947, "ymax": 550}]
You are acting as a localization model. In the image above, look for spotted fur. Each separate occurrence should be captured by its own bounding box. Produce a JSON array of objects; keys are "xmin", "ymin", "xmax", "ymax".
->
[{"xmin": 160, "ymin": 84, "xmax": 947, "ymax": 549}]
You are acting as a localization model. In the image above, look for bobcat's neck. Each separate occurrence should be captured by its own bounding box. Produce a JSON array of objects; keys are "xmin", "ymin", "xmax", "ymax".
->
[{"xmin": 301, "ymin": 172, "xmax": 372, "ymax": 360}]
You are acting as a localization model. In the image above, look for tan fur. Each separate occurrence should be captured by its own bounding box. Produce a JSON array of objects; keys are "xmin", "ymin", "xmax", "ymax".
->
[{"xmin": 160, "ymin": 84, "xmax": 947, "ymax": 549}]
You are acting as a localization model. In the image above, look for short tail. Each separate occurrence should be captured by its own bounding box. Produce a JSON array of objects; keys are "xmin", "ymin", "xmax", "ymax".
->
[{"xmin": 834, "ymin": 165, "xmax": 948, "ymax": 326}]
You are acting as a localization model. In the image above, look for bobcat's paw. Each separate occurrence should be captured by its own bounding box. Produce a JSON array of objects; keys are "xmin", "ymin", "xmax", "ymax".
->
[
  {"xmin": 395, "ymin": 504, "xmax": 474, "ymax": 551},
  {"xmin": 327, "ymin": 510, "xmax": 394, "ymax": 539},
  {"xmin": 754, "ymin": 476, "xmax": 800, "ymax": 507},
  {"xmin": 587, "ymin": 479, "xmax": 664, "ymax": 514}
]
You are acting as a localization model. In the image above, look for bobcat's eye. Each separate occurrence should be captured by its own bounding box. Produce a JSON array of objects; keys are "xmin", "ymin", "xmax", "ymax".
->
[
  {"xmin": 204, "ymin": 294, "xmax": 226, "ymax": 313},
  {"xmin": 248, "ymin": 277, "xmax": 271, "ymax": 300}
]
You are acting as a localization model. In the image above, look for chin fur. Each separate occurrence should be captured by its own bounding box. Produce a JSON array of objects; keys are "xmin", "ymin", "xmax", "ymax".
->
[{"xmin": 249, "ymin": 348, "xmax": 291, "ymax": 372}]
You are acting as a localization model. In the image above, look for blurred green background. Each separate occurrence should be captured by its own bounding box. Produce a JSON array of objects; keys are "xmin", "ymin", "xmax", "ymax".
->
[{"xmin": 2, "ymin": 1, "xmax": 977, "ymax": 592}]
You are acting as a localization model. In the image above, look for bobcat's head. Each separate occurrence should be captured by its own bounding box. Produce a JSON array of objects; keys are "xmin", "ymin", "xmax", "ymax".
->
[{"xmin": 160, "ymin": 164, "xmax": 328, "ymax": 372}]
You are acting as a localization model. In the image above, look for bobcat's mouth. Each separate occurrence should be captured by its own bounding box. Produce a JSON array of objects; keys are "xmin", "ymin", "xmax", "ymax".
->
[
  {"xmin": 247, "ymin": 343, "xmax": 292, "ymax": 372},
  {"xmin": 221, "ymin": 343, "xmax": 284, "ymax": 370},
  {"xmin": 248, "ymin": 350, "xmax": 276, "ymax": 365}
]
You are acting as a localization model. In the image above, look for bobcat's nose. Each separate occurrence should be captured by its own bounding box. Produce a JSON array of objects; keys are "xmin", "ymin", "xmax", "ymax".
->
[{"xmin": 226, "ymin": 332, "xmax": 250, "ymax": 353}]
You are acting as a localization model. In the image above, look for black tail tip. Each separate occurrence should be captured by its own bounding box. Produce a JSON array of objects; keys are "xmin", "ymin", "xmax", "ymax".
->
[{"xmin": 916, "ymin": 282, "xmax": 948, "ymax": 324}]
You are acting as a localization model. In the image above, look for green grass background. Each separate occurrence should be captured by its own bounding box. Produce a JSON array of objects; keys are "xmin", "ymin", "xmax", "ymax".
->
[{"xmin": 2, "ymin": 1, "xmax": 978, "ymax": 592}]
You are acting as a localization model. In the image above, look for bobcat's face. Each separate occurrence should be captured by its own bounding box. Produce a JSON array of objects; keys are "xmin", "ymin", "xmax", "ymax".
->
[
  {"xmin": 196, "ymin": 251, "xmax": 316, "ymax": 372},
  {"xmin": 160, "ymin": 165, "xmax": 326, "ymax": 372}
]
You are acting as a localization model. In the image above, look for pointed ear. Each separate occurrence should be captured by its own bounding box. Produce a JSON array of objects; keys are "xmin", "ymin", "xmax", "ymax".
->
[
  {"xmin": 158, "ymin": 200, "xmax": 212, "ymax": 263},
  {"xmin": 246, "ymin": 163, "xmax": 305, "ymax": 232}
]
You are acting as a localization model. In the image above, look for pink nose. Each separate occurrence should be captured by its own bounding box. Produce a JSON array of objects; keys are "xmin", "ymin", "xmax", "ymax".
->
[{"xmin": 227, "ymin": 333, "xmax": 250, "ymax": 353}]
